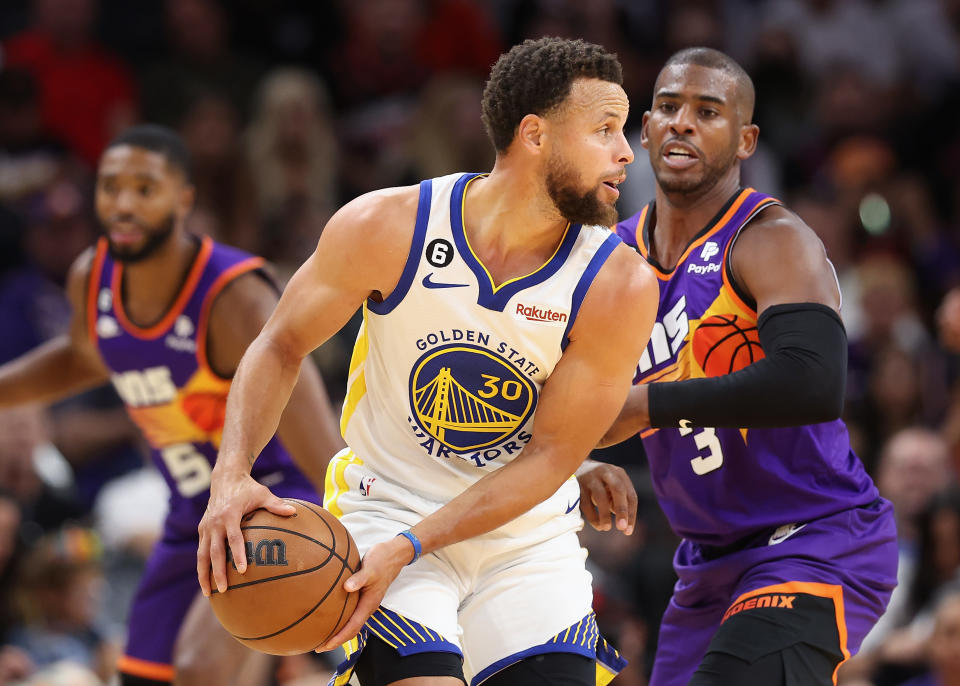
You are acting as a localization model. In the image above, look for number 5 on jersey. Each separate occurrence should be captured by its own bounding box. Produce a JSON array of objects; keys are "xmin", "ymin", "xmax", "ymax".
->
[
  {"xmin": 679, "ymin": 420, "xmax": 724, "ymax": 475},
  {"xmin": 160, "ymin": 443, "xmax": 213, "ymax": 497}
]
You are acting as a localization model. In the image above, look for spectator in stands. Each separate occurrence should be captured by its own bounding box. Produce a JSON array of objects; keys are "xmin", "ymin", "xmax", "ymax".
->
[
  {"xmin": 2, "ymin": 0, "xmax": 137, "ymax": 166},
  {"xmin": 245, "ymin": 67, "xmax": 338, "ymax": 278},
  {"xmin": 6, "ymin": 526, "xmax": 119, "ymax": 684}
]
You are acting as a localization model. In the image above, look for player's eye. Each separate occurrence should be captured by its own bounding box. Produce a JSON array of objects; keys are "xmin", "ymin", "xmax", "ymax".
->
[
  {"xmin": 700, "ymin": 108, "xmax": 718, "ymax": 118},
  {"xmin": 138, "ymin": 185, "xmax": 154, "ymax": 197}
]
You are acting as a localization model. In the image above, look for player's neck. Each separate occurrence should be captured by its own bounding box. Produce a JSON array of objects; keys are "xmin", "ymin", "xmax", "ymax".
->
[
  {"xmin": 120, "ymin": 231, "xmax": 199, "ymax": 326},
  {"xmin": 461, "ymin": 162, "xmax": 569, "ymax": 283},
  {"xmin": 650, "ymin": 171, "xmax": 740, "ymax": 268}
]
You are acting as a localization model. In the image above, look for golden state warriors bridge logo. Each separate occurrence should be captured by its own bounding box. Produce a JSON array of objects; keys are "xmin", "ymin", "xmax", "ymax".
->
[{"xmin": 408, "ymin": 343, "xmax": 537, "ymax": 461}]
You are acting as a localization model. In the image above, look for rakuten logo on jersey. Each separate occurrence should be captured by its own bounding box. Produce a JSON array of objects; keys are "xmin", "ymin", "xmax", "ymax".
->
[
  {"xmin": 687, "ymin": 262, "xmax": 721, "ymax": 275},
  {"xmin": 514, "ymin": 303, "xmax": 568, "ymax": 326}
]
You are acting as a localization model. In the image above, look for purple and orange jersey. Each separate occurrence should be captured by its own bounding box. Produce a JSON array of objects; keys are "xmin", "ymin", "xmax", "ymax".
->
[
  {"xmin": 87, "ymin": 235, "xmax": 311, "ymax": 525},
  {"xmin": 617, "ymin": 189, "xmax": 897, "ymax": 684},
  {"xmin": 615, "ymin": 188, "xmax": 878, "ymax": 547},
  {"xmin": 87, "ymin": 236, "xmax": 317, "ymax": 680}
]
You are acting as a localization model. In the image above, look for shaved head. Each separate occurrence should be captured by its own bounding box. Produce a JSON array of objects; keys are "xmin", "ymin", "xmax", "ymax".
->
[{"xmin": 661, "ymin": 47, "xmax": 755, "ymax": 124}]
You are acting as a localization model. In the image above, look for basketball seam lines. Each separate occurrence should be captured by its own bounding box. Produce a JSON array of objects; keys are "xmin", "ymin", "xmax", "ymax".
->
[
  {"xmin": 700, "ymin": 321, "xmax": 757, "ymax": 372},
  {"xmin": 230, "ymin": 555, "xmax": 353, "ymax": 641},
  {"xmin": 283, "ymin": 498, "xmax": 360, "ymax": 649}
]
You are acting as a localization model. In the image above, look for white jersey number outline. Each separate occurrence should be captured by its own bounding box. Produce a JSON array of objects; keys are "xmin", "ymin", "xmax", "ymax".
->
[
  {"xmin": 679, "ymin": 420, "xmax": 724, "ymax": 475},
  {"xmin": 160, "ymin": 443, "xmax": 212, "ymax": 497}
]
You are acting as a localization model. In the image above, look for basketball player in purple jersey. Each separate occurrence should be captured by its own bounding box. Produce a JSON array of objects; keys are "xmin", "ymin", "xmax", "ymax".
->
[
  {"xmin": 604, "ymin": 49, "xmax": 899, "ymax": 685},
  {"xmin": 0, "ymin": 125, "xmax": 346, "ymax": 686}
]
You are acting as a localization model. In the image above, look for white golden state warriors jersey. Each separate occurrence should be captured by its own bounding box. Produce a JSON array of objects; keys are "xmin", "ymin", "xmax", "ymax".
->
[{"xmin": 338, "ymin": 173, "xmax": 622, "ymax": 503}]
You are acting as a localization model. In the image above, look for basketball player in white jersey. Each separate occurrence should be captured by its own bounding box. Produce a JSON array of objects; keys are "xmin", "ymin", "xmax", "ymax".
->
[{"xmin": 198, "ymin": 37, "xmax": 658, "ymax": 685}]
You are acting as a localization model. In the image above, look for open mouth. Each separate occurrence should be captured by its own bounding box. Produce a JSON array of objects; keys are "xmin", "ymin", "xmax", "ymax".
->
[
  {"xmin": 601, "ymin": 173, "xmax": 625, "ymax": 197},
  {"xmin": 662, "ymin": 142, "xmax": 699, "ymax": 169}
]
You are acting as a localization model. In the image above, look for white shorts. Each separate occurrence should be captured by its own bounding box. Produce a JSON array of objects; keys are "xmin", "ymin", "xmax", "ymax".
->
[{"xmin": 323, "ymin": 448, "xmax": 622, "ymax": 684}]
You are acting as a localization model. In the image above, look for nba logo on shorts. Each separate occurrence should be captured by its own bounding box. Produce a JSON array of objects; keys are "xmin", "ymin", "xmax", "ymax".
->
[{"xmin": 359, "ymin": 476, "xmax": 376, "ymax": 496}]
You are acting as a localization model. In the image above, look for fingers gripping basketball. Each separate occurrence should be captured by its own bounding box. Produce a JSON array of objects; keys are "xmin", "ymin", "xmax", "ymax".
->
[{"xmin": 207, "ymin": 499, "xmax": 360, "ymax": 655}]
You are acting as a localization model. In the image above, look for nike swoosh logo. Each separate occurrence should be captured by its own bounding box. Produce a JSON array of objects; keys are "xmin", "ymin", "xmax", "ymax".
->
[
  {"xmin": 768, "ymin": 523, "xmax": 806, "ymax": 546},
  {"xmin": 422, "ymin": 273, "xmax": 469, "ymax": 289},
  {"xmin": 565, "ymin": 497, "xmax": 581, "ymax": 514}
]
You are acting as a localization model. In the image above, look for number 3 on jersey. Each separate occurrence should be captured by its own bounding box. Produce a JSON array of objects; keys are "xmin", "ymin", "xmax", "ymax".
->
[
  {"xmin": 160, "ymin": 443, "xmax": 212, "ymax": 497},
  {"xmin": 679, "ymin": 420, "xmax": 724, "ymax": 475}
]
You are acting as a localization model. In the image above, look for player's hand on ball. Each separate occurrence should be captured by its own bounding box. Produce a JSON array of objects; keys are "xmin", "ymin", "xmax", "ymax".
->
[
  {"xmin": 316, "ymin": 534, "xmax": 413, "ymax": 653},
  {"xmin": 576, "ymin": 460, "xmax": 637, "ymax": 535},
  {"xmin": 197, "ymin": 467, "xmax": 296, "ymax": 596}
]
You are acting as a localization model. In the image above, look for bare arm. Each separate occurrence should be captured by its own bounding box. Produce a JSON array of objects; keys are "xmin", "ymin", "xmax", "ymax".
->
[
  {"xmin": 204, "ymin": 269, "xmax": 344, "ymax": 491},
  {"xmin": 0, "ymin": 248, "xmax": 110, "ymax": 409},
  {"xmin": 731, "ymin": 206, "xmax": 841, "ymax": 315},
  {"xmin": 319, "ymin": 244, "xmax": 659, "ymax": 650},
  {"xmin": 198, "ymin": 186, "xmax": 418, "ymax": 595}
]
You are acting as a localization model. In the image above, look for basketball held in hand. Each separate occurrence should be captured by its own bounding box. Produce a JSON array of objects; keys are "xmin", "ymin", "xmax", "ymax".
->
[
  {"xmin": 692, "ymin": 314, "xmax": 765, "ymax": 377},
  {"xmin": 208, "ymin": 498, "xmax": 360, "ymax": 655}
]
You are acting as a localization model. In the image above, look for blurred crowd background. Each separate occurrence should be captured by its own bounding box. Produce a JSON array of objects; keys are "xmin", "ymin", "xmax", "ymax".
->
[{"xmin": 1, "ymin": 0, "xmax": 960, "ymax": 684}]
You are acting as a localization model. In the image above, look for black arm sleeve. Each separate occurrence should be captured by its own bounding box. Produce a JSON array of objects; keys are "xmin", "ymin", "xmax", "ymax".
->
[{"xmin": 647, "ymin": 303, "xmax": 847, "ymax": 428}]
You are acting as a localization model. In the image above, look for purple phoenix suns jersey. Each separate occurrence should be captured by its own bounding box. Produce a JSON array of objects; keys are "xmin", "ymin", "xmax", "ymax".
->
[
  {"xmin": 615, "ymin": 188, "xmax": 877, "ymax": 547},
  {"xmin": 87, "ymin": 236, "xmax": 310, "ymax": 534}
]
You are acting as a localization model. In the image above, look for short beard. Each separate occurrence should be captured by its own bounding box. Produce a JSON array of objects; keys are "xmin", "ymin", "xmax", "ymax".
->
[
  {"xmin": 101, "ymin": 213, "xmax": 177, "ymax": 264},
  {"xmin": 654, "ymin": 146, "xmax": 737, "ymax": 198},
  {"xmin": 545, "ymin": 155, "xmax": 618, "ymax": 227}
]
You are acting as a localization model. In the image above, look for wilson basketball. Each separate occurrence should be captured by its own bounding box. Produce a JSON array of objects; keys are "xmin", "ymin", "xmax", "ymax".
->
[
  {"xmin": 692, "ymin": 314, "xmax": 765, "ymax": 377},
  {"xmin": 208, "ymin": 498, "xmax": 360, "ymax": 655}
]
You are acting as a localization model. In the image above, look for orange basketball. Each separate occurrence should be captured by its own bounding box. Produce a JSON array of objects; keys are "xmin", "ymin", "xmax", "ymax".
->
[
  {"xmin": 691, "ymin": 314, "xmax": 765, "ymax": 377},
  {"xmin": 208, "ymin": 498, "xmax": 360, "ymax": 655}
]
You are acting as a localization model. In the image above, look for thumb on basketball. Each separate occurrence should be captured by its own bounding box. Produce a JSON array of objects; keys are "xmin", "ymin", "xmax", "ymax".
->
[{"xmin": 344, "ymin": 568, "xmax": 369, "ymax": 593}]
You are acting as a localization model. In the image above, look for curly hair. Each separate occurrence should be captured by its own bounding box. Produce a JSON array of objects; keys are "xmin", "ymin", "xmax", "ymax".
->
[{"xmin": 481, "ymin": 37, "xmax": 622, "ymax": 153}]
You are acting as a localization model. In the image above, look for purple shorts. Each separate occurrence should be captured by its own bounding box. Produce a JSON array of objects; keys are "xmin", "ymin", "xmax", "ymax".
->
[
  {"xmin": 117, "ymin": 482, "xmax": 318, "ymax": 681},
  {"xmin": 651, "ymin": 499, "xmax": 898, "ymax": 686}
]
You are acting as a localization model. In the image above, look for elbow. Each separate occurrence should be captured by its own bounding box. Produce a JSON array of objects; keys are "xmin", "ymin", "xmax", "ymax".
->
[{"xmin": 799, "ymin": 373, "xmax": 845, "ymax": 424}]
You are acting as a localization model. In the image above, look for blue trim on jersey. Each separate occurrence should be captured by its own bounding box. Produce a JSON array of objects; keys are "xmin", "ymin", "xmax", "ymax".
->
[
  {"xmin": 471, "ymin": 612, "xmax": 624, "ymax": 685},
  {"xmin": 449, "ymin": 173, "xmax": 582, "ymax": 312},
  {"xmin": 367, "ymin": 607, "xmax": 462, "ymax": 656},
  {"xmin": 368, "ymin": 179, "xmax": 433, "ymax": 315},
  {"xmin": 328, "ymin": 608, "xmax": 463, "ymax": 685},
  {"xmin": 328, "ymin": 630, "xmax": 367, "ymax": 686},
  {"xmin": 472, "ymin": 645, "xmax": 596, "ymax": 685},
  {"xmin": 561, "ymin": 232, "xmax": 622, "ymax": 351}
]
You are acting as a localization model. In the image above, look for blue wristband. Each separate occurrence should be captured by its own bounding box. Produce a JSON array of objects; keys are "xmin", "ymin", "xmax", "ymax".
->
[{"xmin": 397, "ymin": 529, "xmax": 422, "ymax": 565}]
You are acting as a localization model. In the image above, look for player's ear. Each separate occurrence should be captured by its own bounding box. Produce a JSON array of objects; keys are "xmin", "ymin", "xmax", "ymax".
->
[
  {"xmin": 639, "ymin": 111, "xmax": 652, "ymax": 150},
  {"xmin": 737, "ymin": 123, "xmax": 759, "ymax": 160},
  {"xmin": 178, "ymin": 183, "xmax": 196, "ymax": 219},
  {"xmin": 516, "ymin": 113, "xmax": 547, "ymax": 155}
]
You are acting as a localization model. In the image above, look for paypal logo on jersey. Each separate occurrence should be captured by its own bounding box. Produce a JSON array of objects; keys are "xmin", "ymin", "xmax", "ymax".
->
[
  {"xmin": 688, "ymin": 241, "xmax": 721, "ymax": 275},
  {"xmin": 165, "ymin": 315, "xmax": 196, "ymax": 353}
]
